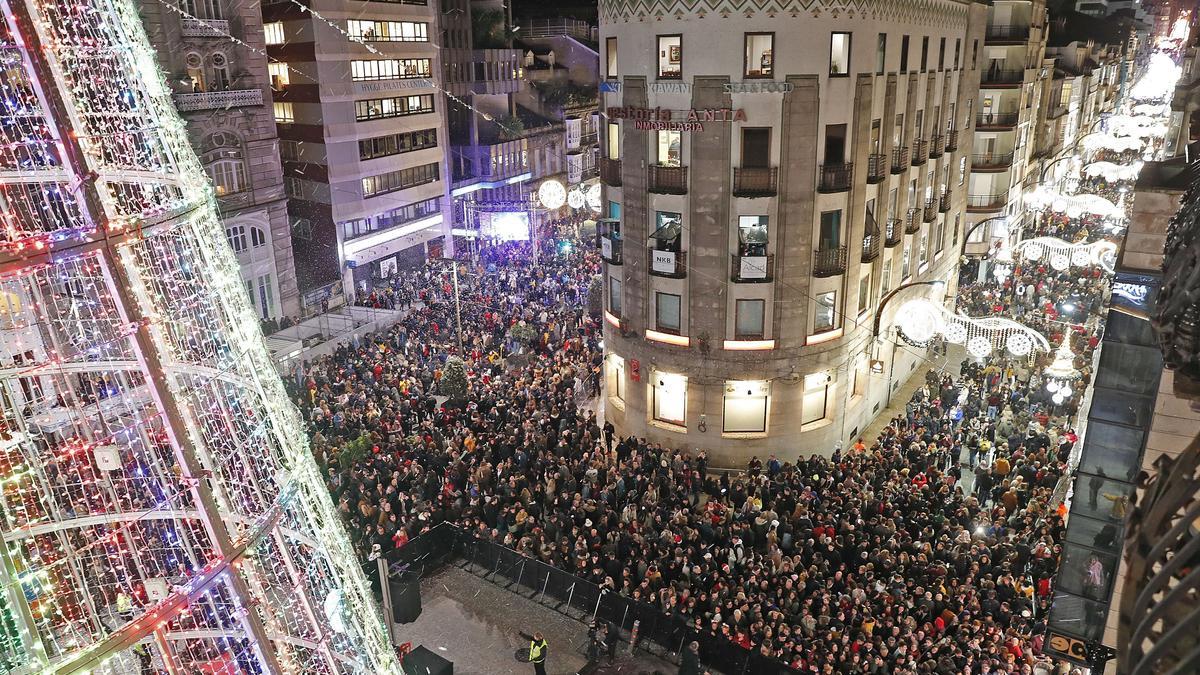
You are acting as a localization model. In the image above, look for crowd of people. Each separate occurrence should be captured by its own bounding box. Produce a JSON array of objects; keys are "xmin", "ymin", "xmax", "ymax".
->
[{"xmin": 277, "ymin": 213, "xmax": 1119, "ymax": 675}]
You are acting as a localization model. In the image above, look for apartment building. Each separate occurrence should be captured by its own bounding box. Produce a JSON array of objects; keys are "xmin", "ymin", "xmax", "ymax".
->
[
  {"xmin": 597, "ymin": 0, "xmax": 987, "ymax": 464},
  {"xmin": 262, "ymin": 0, "xmax": 453, "ymax": 308},
  {"xmin": 140, "ymin": 0, "xmax": 298, "ymax": 319}
]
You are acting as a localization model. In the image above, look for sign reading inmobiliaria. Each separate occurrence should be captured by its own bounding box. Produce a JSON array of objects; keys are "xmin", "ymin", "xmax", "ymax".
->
[{"xmin": 606, "ymin": 106, "xmax": 747, "ymax": 131}]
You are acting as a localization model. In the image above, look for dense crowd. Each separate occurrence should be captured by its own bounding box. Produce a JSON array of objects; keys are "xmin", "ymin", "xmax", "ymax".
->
[{"xmin": 280, "ymin": 225, "xmax": 1110, "ymax": 674}]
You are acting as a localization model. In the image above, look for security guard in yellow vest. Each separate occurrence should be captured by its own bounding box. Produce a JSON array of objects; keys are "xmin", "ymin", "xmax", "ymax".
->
[{"xmin": 529, "ymin": 632, "xmax": 548, "ymax": 675}]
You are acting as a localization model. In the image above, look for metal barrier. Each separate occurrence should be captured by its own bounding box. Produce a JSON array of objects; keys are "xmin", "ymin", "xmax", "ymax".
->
[{"xmin": 375, "ymin": 523, "xmax": 801, "ymax": 675}]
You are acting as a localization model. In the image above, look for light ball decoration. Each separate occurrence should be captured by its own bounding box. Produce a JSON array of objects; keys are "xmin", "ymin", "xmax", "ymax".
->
[
  {"xmin": 1046, "ymin": 379, "xmax": 1061, "ymax": 392},
  {"xmin": 1051, "ymin": 198, "xmax": 1070, "ymax": 213},
  {"xmin": 1050, "ymin": 254, "xmax": 1070, "ymax": 271},
  {"xmin": 967, "ymin": 336, "xmax": 993, "ymax": 358},
  {"xmin": 1065, "ymin": 205, "xmax": 1084, "ymax": 220},
  {"xmin": 896, "ymin": 300, "xmax": 944, "ymax": 344},
  {"xmin": 1023, "ymin": 243, "xmax": 1045, "ymax": 261},
  {"xmin": 1005, "ymin": 332, "xmax": 1033, "ymax": 356},
  {"xmin": 567, "ymin": 188, "xmax": 585, "ymax": 210},
  {"xmin": 538, "ymin": 180, "xmax": 567, "ymax": 209},
  {"xmin": 1071, "ymin": 248, "xmax": 1093, "ymax": 267},
  {"xmin": 944, "ymin": 323, "xmax": 968, "ymax": 344},
  {"xmin": 586, "ymin": 183, "xmax": 603, "ymax": 210},
  {"xmin": 1052, "ymin": 392, "xmax": 1066, "ymax": 405}
]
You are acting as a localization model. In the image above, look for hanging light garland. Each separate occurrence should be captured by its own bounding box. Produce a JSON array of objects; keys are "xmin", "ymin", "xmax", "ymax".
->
[
  {"xmin": 1011, "ymin": 237, "xmax": 1118, "ymax": 274},
  {"xmin": 894, "ymin": 298, "xmax": 1051, "ymax": 358},
  {"xmin": 1043, "ymin": 334, "xmax": 1082, "ymax": 405}
]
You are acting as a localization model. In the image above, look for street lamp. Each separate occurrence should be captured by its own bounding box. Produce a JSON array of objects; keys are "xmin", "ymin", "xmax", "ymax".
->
[
  {"xmin": 871, "ymin": 279, "xmax": 948, "ymax": 407},
  {"xmin": 1043, "ymin": 333, "xmax": 1081, "ymax": 406}
]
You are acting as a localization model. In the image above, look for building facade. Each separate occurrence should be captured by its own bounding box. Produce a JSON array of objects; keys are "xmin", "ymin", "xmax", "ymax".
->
[
  {"xmin": 263, "ymin": 0, "xmax": 454, "ymax": 307},
  {"xmin": 140, "ymin": 0, "xmax": 299, "ymax": 319},
  {"xmin": 597, "ymin": 0, "xmax": 987, "ymax": 464},
  {"xmin": 0, "ymin": 0, "xmax": 398, "ymax": 670}
]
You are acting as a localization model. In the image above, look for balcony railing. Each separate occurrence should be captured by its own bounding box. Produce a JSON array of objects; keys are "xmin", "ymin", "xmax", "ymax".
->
[
  {"xmin": 812, "ymin": 247, "xmax": 848, "ymax": 278},
  {"xmin": 972, "ymin": 152, "xmax": 1015, "ymax": 170},
  {"xmin": 911, "ymin": 139, "xmax": 928, "ymax": 165},
  {"xmin": 648, "ymin": 164, "xmax": 688, "ymax": 194},
  {"xmin": 173, "ymin": 88, "xmax": 264, "ymax": 112},
  {"xmin": 866, "ymin": 154, "xmax": 886, "ymax": 183},
  {"xmin": 885, "ymin": 218, "xmax": 903, "ymax": 247},
  {"xmin": 929, "ymin": 134, "xmax": 944, "ymax": 158},
  {"xmin": 905, "ymin": 208, "xmax": 920, "ymax": 234},
  {"xmin": 975, "ymin": 112, "xmax": 1019, "ymax": 129},
  {"xmin": 181, "ymin": 17, "xmax": 229, "ymax": 37},
  {"xmin": 923, "ymin": 198, "xmax": 937, "ymax": 222},
  {"xmin": 732, "ymin": 167, "xmax": 778, "ymax": 197},
  {"xmin": 981, "ymin": 68, "xmax": 1024, "ymax": 85},
  {"xmin": 966, "ymin": 192, "xmax": 1008, "ymax": 212},
  {"xmin": 599, "ymin": 157, "xmax": 622, "ymax": 186},
  {"xmin": 648, "ymin": 249, "xmax": 687, "ymax": 278},
  {"xmin": 891, "ymin": 146, "xmax": 909, "ymax": 173},
  {"xmin": 939, "ymin": 190, "xmax": 952, "ymax": 212},
  {"xmin": 598, "ymin": 236, "xmax": 622, "ymax": 265},
  {"xmin": 946, "ymin": 129, "xmax": 959, "ymax": 151},
  {"xmin": 818, "ymin": 163, "xmax": 853, "ymax": 192},
  {"xmin": 986, "ymin": 25, "xmax": 1031, "ymax": 42},
  {"xmin": 730, "ymin": 254, "xmax": 774, "ymax": 282},
  {"xmin": 861, "ymin": 219, "xmax": 881, "ymax": 262}
]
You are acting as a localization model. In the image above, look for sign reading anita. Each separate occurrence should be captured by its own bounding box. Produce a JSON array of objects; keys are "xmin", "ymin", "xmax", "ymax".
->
[{"xmin": 606, "ymin": 106, "xmax": 747, "ymax": 131}]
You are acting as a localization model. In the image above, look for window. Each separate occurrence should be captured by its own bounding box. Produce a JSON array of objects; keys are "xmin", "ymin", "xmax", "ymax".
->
[
  {"xmin": 652, "ymin": 371, "xmax": 687, "ymax": 426},
  {"xmin": 852, "ymin": 359, "xmax": 866, "ymax": 397},
  {"xmin": 360, "ymin": 162, "xmax": 439, "ymax": 198},
  {"xmin": 829, "ymin": 32, "xmax": 851, "ymax": 75},
  {"xmin": 938, "ymin": 38, "xmax": 946, "ymax": 70},
  {"xmin": 210, "ymin": 52, "xmax": 230, "ymax": 90},
  {"xmin": 347, "ymin": 20, "xmax": 428, "ymax": 42},
  {"xmin": 358, "ymin": 128, "xmax": 438, "ymax": 160},
  {"xmin": 183, "ymin": 0, "xmax": 221, "ymax": 21},
  {"xmin": 858, "ymin": 272, "xmax": 871, "ymax": 314},
  {"xmin": 609, "ymin": 276, "xmax": 622, "ymax": 317},
  {"xmin": 735, "ymin": 299, "xmax": 765, "ymax": 339},
  {"xmin": 737, "ymin": 216, "xmax": 768, "ymax": 256},
  {"xmin": 268, "ymin": 62, "xmax": 290, "ymax": 89},
  {"xmin": 724, "ymin": 381, "xmax": 768, "ymax": 433},
  {"xmin": 264, "ymin": 22, "xmax": 285, "ymax": 45},
  {"xmin": 935, "ymin": 218, "xmax": 946, "ymax": 254},
  {"xmin": 900, "ymin": 35, "xmax": 909, "ymax": 71},
  {"xmin": 279, "ymin": 140, "xmax": 301, "ymax": 161},
  {"xmin": 953, "ymin": 214, "xmax": 960, "ymax": 247},
  {"xmin": 657, "ymin": 35, "xmax": 682, "ymax": 79},
  {"xmin": 273, "ymin": 102, "xmax": 294, "ymax": 123},
  {"xmin": 959, "ymin": 156, "xmax": 967, "ymax": 185},
  {"xmin": 354, "ymin": 94, "xmax": 435, "ymax": 121},
  {"xmin": 340, "ymin": 197, "xmax": 441, "ymax": 240},
  {"xmin": 745, "ymin": 33, "xmax": 774, "ymax": 78},
  {"xmin": 954, "ymin": 38, "xmax": 961, "ymax": 69},
  {"xmin": 226, "ymin": 225, "xmax": 247, "ymax": 253},
  {"xmin": 655, "ymin": 292, "xmax": 682, "ymax": 333},
  {"xmin": 206, "ymin": 159, "xmax": 246, "ymax": 196},
  {"xmin": 902, "ymin": 245, "xmax": 911, "ymax": 278},
  {"xmin": 971, "ymin": 39, "xmax": 978, "ymax": 69},
  {"xmin": 814, "ymin": 291, "xmax": 836, "ymax": 333},
  {"xmin": 802, "ymin": 372, "xmax": 831, "ymax": 425},
  {"xmin": 607, "ymin": 122, "xmax": 620, "ymax": 159},
  {"xmin": 606, "ymin": 37, "xmax": 617, "ymax": 79},
  {"xmin": 819, "ymin": 210, "xmax": 841, "ymax": 250},
  {"xmin": 880, "ymin": 259, "xmax": 892, "ymax": 297},
  {"xmin": 876, "ymin": 33, "xmax": 886, "ymax": 74},
  {"xmin": 920, "ymin": 37, "xmax": 928, "ymax": 71},
  {"xmin": 654, "ymin": 211, "xmax": 682, "ymax": 252},
  {"xmin": 251, "ymin": 227, "xmax": 267, "ymax": 248},
  {"xmin": 283, "ymin": 176, "xmax": 303, "ymax": 198},
  {"xmin": 919, "ymin": 233, "xmax": 929, "ymax": 268},
  {"xmin": 350, "ymin": 58, "xmax": 431, "ymax": 81},
  {"xmin": 607, "ymin": 354, "xmax": 625, "ymax": 403},
  {"xmin": 608, "ymin": 201, "xmax": 621, "ymax": 220},
  {"xmin": 656, "ymin": 129, "xmax": 681, "ymax": 166},
  {"xmin": 256, "ymin": 273, "xmax": 275, "ymax": 319},
  {"xmin": 741, "ymin": 128, "xmax": 770, "ymax": 167}
]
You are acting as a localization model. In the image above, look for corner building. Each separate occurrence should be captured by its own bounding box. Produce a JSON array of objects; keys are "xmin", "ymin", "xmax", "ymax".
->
[{"xmin": 598, "ymin": 0, "xmax": 987, "ymax": 465}]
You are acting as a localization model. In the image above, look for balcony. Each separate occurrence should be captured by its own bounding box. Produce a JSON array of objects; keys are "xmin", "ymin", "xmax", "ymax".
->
[
  {"xmin": 648, "ymin": 164, "xmax": 688, "ymax": 194},
  {"xmin": 648, "ymin": 249, "xmax": 687, "ymax": 278},
  {"xmin": 599, "ymin": 157, "xmax": 622, "ymax": 186},
  {"xmin": 939, "ymin": 190, "xmax": 952, "ymax": 212},
  {"xmin": 730, "ymin": 254, "xmax": 774, "ymax": 282},
  {"xmin": 985, "ymin": 25, "xmax": 1031, "ymax": 43},
  {"xmin": 923, "ymin": 198, "xmax": 937, "ymax": 223},
  {"xmin": 891, "ymin": 146, "xmax": 909, "ymax": 173},
  {"xmin": 181, "ymin": 17, "xmax": 229, "ymax": 37},
  {"xmin": 981, "ymin": 68, "xmax": 1024, "ymax": 86},
  {"xmin": 884, "ymin": 218, "xmax": 903, "ymax": 247},
  {"xmin": 173, "ymin": 88, "xmax": 263, "ymax": 112},
  {"xmin": 911, "ymin": 139, "xmax": 928, "ymax": 166},
  {"xmin": 972, "ymin": 152, "xmax": 1014, "ymax": 171},
  {"xmin": 818, "ymin": 163, "xmax": 853, "ymax": 192},
  {"xmin": 905, "ymin": 208, "xmax": 920, "ymax": 234},
  {"xmin": 598, "ymin": 235, "xmax": 622, "ymax": 265},
  {"xmin": 812, "ymin": 247, "xmax": 848, "ymax": 278},
  {"xmin": 975, "ymin": 112, "xmax": 1019, "ymax": 129},
  {"xmin": 946, "ymin": 129, "xmax": 959, "ymax": 151},
  {"xmin": 861, "ymin": 220, "xmax": 881, "ymax": 262},
  {"xmin": 929, "ymin": 134, "xmax": 944, "ymax": 158},
  {"xmin": 966, "ymin": 192, "xmax": 1008, "ymax": 212},
  {"xmin": 732, "ymin": 167, "xmax": 778, "ymax": 197},
  {"xmin": 1047, "ymin": 103, "xmax": 1069, "ymax": 119},
  {"xmin": 866, "ymin": 154, "xmax": 887, "ymax": 183}
]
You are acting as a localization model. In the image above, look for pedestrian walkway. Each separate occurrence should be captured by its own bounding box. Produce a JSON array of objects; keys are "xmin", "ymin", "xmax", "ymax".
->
[{"xmin": 857, "ymin": 344, "xmax": 960, "ymax": 444}]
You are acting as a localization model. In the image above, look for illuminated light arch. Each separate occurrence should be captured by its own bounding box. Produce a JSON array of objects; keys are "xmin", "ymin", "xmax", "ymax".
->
[
  {"xmin": 1011, "ymin": 237, "xmax": 1118, "ymax": 274},
  {"xmin": 894, "ymin": 298, "xmax": 1051, "ymax": 358}
]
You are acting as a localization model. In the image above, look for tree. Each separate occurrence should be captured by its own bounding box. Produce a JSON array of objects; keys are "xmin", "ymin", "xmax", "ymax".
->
[
  {"xmin": 509, "ymin": 322, "xmax": 538, "ymax": 346},
  {"xmin": 338, "ymin": 434, "xmax": 372, "ymax": 472},
  {"xmin": 440, "ymin": 357, "xmax": 468, "ymax": 404}
]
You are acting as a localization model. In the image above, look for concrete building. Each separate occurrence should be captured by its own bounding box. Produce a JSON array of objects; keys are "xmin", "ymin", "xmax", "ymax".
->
[
  {"xmin": 140, "ymin": 0, "xmax": 299, "ymax": 319},
  {"xmin": 596, "ymin": 0, "xmax": 987, "ymax": 464},
  {"xmin": 263, "ymin": 0, "xmax": 454, "ymax": 309}
]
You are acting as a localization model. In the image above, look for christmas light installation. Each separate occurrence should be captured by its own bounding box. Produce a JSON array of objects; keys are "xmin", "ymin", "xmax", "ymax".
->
[
  {"xmin": 893, "ymin": 299, "xmax": 1051, "ymax": 358},
  {"xmin": 0, "ymin": 1, "xmax": 401, "ymax": 674},
  {"xmin": 1011, "ymin": 237, "xmax": 1119, "ymax": 274}
]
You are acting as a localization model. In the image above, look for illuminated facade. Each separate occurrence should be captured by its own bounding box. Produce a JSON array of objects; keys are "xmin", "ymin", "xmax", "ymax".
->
[
  {"xmin": 0, "ymin": 0, "xmax": 399, "ymax": 672},
  {"xmin": 597, "ymin": 0, "xmax": 986, "ymax": 464}
]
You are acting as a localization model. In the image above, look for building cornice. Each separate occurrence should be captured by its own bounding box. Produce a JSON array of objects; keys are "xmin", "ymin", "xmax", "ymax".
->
[{"xmin": 599, "ymin": 0, "xmax": 973, "ymax": 26}]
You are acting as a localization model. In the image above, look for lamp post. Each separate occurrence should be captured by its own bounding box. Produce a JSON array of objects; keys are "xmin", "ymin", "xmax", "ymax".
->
[{"xmin": 871, "ymin": 279, "xmax": 948, "ymax": 407}]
